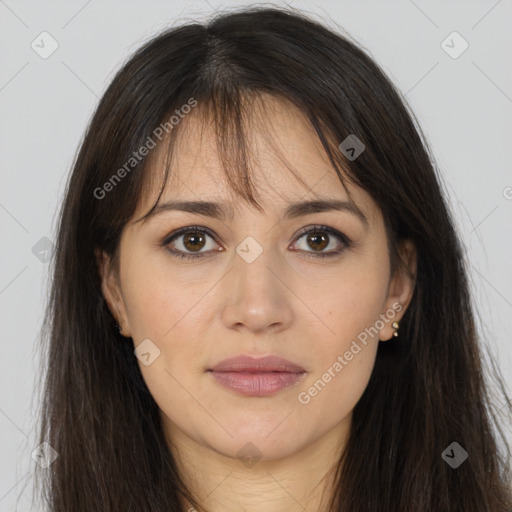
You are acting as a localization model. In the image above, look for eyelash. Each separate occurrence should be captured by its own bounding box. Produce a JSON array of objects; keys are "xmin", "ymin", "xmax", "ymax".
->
[{"xmin": 161, "ymin": 224, "xmax": 352, "ymax": 261}]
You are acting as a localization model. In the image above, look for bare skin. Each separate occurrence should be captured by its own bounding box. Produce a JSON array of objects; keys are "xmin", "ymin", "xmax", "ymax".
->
[{"xmin": 98, "ymin": 95, "xmax": 416, "ymax": 512}]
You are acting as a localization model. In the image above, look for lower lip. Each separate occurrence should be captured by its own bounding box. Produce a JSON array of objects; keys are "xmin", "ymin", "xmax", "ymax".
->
[{"xmin": 208, "ymin": 371, "xmax": 305, "ymax": 397}]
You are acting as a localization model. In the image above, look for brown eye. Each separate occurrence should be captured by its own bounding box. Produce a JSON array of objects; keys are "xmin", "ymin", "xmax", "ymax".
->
[
  {"xmin": 292, "ymin": 225, "xmax": 351, "ymax": 259},
  {"xmin": 163, "ymin": 226, "xmax": 220, "ymax": 260},
  {"xmin": 182, "ymin": 231, "xmax": 207, "ymax": 252},
  {"xmin": 305, "ymin": 232, "xmax": 329, "ymax": 252}
]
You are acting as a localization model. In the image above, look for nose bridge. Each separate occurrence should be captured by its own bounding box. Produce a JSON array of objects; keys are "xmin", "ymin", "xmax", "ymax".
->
[
  {"xmin": 220, "ymin": 233, "xmax": 293, "ymax": 333},
  {"xmin": 232, "ymin": 233, "xmax": 281, "ymax": 296}
]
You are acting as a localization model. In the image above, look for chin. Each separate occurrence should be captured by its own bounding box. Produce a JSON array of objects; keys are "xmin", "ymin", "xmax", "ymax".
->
[{"xmin": 202, "ymin": 418, "xmax": 307, "ymax": 463}]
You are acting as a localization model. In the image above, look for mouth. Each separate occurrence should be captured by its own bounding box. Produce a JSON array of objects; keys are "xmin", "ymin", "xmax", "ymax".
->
[{"xmin": 207, "ymin": 355, "xmax": 306, "ymax": 397}]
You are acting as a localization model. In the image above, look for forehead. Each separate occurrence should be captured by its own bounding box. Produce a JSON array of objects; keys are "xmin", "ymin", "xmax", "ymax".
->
[{"xmin": 138, "ymin": 94, "xmax": 377, "ymax": 222}]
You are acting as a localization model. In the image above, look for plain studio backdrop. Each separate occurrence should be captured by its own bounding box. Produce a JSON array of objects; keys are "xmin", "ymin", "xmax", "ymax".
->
[{"xmin": 0, "ymin": 0, "xmax": 511, "ymax": 510}]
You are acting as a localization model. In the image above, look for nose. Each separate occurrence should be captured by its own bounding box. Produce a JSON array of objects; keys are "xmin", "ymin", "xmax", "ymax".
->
[{"xmin": 220, "ymin": 241, "xmax": 294, "ymax": 335}]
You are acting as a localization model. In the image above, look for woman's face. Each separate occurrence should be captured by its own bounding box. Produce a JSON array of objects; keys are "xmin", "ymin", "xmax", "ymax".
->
[{"xmin": 98, "ymin": 96, "xmax": 415, "ymax": 462}]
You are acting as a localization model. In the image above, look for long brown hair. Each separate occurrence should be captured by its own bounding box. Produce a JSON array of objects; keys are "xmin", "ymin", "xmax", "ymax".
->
[{"xmin": 33, "ymin": 6, "xmax": 512, "ymax": 511}]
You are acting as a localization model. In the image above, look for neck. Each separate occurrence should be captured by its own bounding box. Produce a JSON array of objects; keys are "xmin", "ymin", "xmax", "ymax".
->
[{"xmin": 164, "ymin": 417, "xmax": 350, "ymax": 512}]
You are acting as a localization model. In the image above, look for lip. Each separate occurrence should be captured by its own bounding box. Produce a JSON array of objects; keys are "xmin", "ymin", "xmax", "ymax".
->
[
  {"xmin": 208, "ymin": 355, "xmax": 306, "ymax": 373},
  {"xmin": 207, "ymin": 355, "xmax": 306, "ymax": 397}
]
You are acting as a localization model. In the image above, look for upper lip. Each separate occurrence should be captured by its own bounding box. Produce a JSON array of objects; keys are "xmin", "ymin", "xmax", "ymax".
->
[{"xmin": 208, "ymin": 355, "xmax": 306, "ymax": 373}]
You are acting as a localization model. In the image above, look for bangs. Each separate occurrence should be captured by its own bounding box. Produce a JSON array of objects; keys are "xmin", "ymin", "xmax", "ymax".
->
[{"xmin": 134, "ymin": 88, "xmax": 357, "ymax": 226}]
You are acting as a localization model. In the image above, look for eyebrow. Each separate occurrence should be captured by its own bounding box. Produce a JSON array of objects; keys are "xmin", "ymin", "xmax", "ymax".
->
[{"xmin": 136, "ymin": 199, "xmax": 369, "ymax": 228}]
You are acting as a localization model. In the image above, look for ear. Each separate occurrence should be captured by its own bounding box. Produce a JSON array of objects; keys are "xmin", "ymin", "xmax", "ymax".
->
[
  {"xmin": 95, "ymin": 248, "xmax": 132, "ymax": 337},
  {"xmin": 379, "ymin": 239, "xmax": 417, "ymax": 341}
]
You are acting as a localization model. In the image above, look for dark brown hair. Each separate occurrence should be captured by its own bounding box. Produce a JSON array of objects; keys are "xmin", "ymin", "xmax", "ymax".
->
[{"xmin": 33, "ymin": 5, "xmax": 512, "ymax": 511}]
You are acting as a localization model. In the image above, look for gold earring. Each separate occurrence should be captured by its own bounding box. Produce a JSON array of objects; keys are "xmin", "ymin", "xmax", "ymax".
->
[{"xmin": 392, "ymin": 321, "xmax": 399, "ymax": 338}]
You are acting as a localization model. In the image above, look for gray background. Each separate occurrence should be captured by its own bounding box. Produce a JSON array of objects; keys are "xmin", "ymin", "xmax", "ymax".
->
[{"xmin": 1, "ymin": 0, "xmax": 511, "ymax": 509}]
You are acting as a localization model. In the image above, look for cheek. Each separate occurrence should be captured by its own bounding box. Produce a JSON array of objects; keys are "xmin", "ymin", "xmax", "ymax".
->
[
  {"xmin": 296, "ymin": 260, "xmax": 388, "ymax": 414},
  {"xmin": 302, "ymin": 256, "xmax": 389, "ymax": 348},
  {"xmin": 299, "ymin": 344, "xmax": 377, "ymax": 431},
  {"xmin": 120, "ymin": 254, "xmax": 216, "ymax": 389},
  {"xmin": 296, "ymin": 306, "xmax": 382, "ymax": 426},
  {"xmin": 121, "ymin": 253, "xmax": 208, "ymax": 340},
  {"xmin": 119, "ymin": 259, "xmax": 212, "ymax": 421}
]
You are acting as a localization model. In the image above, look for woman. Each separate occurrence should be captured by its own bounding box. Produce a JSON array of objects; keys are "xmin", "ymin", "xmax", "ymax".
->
[{"xmin": 34, "ymin": 5, "xmax": 512, "ymax": 511}]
